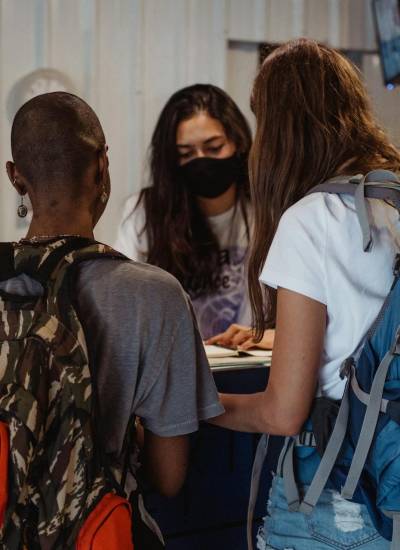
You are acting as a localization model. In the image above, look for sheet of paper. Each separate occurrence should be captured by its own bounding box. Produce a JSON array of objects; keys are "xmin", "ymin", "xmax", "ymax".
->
[
  {"xmin": 204, "ymin": 344, "xmax": 272, "ymax": 362},
  {"xmin": 243, "ymin": 349, "xmax": 272, "ymax": 358},
  {"xmin": 208, "ymin": 355, "xmax": 271, "ymax": 367},
  {"xmin": 203, "ymin": 344, "xmax": 238, "ymax": 358}
]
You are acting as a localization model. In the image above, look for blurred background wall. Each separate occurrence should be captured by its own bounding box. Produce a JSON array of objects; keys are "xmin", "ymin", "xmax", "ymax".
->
[{"xmin": 0, "ymin": 0, "xmax": 399, "ymax": 243}]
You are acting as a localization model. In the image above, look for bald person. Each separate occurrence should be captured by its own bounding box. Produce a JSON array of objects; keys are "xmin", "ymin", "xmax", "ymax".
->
[{"xmin": 3, "ymin": 92, "xmax": 223, "ymax": 544}]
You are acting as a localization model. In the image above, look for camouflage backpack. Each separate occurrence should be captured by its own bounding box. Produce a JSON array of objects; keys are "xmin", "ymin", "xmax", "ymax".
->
[{"xmin": 0, "ymin": 237, "xmax": 138, "ymax": 549}]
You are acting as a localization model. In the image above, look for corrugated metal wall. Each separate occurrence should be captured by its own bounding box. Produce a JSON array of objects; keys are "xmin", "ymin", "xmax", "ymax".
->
[{"xmin": 0, "ymin": 0, "xmax": 384, "ymax": 243}]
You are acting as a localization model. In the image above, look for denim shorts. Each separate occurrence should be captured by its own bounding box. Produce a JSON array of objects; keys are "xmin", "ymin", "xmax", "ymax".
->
[{"xmin": 257, "ymin": 476, "xmax": 390, "ymax": 550}]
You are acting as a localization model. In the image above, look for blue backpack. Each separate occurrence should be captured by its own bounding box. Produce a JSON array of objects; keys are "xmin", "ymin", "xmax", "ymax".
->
[{"xmin": 248, "ymin": 170, "xmax": 400, "ymax": 550}]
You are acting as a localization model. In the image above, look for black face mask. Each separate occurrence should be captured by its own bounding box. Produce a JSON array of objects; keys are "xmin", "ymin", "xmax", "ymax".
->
[{"xmin": 178, "ymin": 155, "xmax": 243, "ymax": 199}]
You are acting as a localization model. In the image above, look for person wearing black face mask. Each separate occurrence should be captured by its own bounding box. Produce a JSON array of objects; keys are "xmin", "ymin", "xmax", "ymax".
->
[
  {"xmin": 179, "ymin": 155, "xmax": 244, "ymax": 199},
  {"xmin": 115, "ymin": 84, "xmax": 252, "ymax": 340}
]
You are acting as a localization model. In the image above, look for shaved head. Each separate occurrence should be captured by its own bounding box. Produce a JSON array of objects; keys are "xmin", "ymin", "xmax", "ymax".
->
[{"xmin": 11, "ymin": 92, "xmax": 105, "ymax": 191}]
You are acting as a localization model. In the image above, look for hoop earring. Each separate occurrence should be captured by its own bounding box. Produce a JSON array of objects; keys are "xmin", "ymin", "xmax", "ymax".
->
[{"xmin": 17, "ymin": 194, "xmax": 28, "ymax": 218}]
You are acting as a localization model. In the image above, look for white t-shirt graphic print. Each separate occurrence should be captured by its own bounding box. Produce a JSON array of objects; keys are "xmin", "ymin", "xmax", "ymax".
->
[
  {"xmin": 261, "ymin": 192, "xmax": 400, "ymax": 400},
  {"xmin": 115, "ymin": 194, "xmax": 252, "ymax": 339}
]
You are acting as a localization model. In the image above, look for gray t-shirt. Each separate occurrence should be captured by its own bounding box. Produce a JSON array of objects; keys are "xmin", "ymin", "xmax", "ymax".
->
[{"xmin": 0, "ymin": 259, "xmax": 224, "ymax": 455}]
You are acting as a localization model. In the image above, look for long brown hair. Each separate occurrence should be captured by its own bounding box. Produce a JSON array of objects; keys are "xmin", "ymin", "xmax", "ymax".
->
[
  {"xmin": 132, "ymin": 84, "xmax": 252, "ymax": 296},
  {"xmin": 248, "ymin": 38, "xmax": 400, "ymax": 338}
]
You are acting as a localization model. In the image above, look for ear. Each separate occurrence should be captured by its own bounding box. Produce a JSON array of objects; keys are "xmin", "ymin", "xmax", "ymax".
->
[{"xmin": 6, "ymin": 161, "xmax": 27, "ymax": 196}]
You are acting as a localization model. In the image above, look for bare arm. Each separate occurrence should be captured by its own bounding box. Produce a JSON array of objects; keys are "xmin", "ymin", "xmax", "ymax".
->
[
  {"xmin": 143, "ymin": 430, "xmax": 190, "ymax": 497},
  {"xmin": 209, "ymin": 288, "xmax": 326, "ymax": 435}
]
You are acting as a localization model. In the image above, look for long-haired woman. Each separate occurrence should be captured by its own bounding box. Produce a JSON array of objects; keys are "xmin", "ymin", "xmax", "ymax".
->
[
  {"xmin": 115, "ymin": 84, "xmax": 252, "ymax": 340},
  {"xmin": 210, "ymin": 39, "xmax": 400, "ymax": 549}
]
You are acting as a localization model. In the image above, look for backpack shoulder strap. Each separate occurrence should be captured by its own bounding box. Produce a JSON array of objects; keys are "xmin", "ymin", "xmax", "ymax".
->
[
  {"xmin": 14, "ymin": 237, "xmax": 97, "ymax": 285},
  {"xmin": 13, "ymin": 238, "xmax": 128, "ymax": 336},
  {"xmin": 36, "ymin": 239, "xmax": 126, "ymax": 286},
  {"xmin": 34, "ymin": 237, "xmax": 96, "ymax": 284},
  {"xmin": 40, "ymin": 240, "xmax": 127, "ymax": 330},
  {"xmin": 307, "ymin": 170, "xmax": 400, "ymax": 252},
  {"xmin": 14, "ymin": 237, "xmax": 127, "ymax": 287}
]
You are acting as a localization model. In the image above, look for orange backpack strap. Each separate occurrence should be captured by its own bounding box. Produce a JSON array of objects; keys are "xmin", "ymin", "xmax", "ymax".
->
[{"xmin": 76, "ymin": 493, "xmax": 133, "ymax": 550}]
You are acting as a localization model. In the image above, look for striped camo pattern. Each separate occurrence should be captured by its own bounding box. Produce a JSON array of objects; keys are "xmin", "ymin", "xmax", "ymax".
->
[{"xmin": 0, "ymin": 239, "xmax": 122, "ymax": 549}]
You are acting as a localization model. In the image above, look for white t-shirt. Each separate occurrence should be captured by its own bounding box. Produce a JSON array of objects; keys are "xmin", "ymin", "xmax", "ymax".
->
[
  {"xmin": 114, "ymin": 193, "xmax": 252, "ymax": 339},
  {"xmin": 261, "ymin": 192, "xmax": 400, "ymax": 400}
]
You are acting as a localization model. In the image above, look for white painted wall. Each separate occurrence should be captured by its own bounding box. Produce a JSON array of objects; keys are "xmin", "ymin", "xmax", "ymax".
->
[{"xmin": 1, "ymin": 0, "xmax": 397, "ymax": 245}]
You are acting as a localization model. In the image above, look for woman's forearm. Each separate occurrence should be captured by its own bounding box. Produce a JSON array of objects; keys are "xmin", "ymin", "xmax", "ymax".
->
[
  {"xmin": 208, "ymin": 391, "xmax": 289, "ymax": 434},
  {"xmin": 208, "ymin": 392, "xmax": 266, "ymax": 432},
  {"xmin": 208, "ymin": 390, "xmax": 303, "ymax": 436},
  {"xmin": 208, "ymin": 290, "xmax": 326, "ymax": 437}
]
